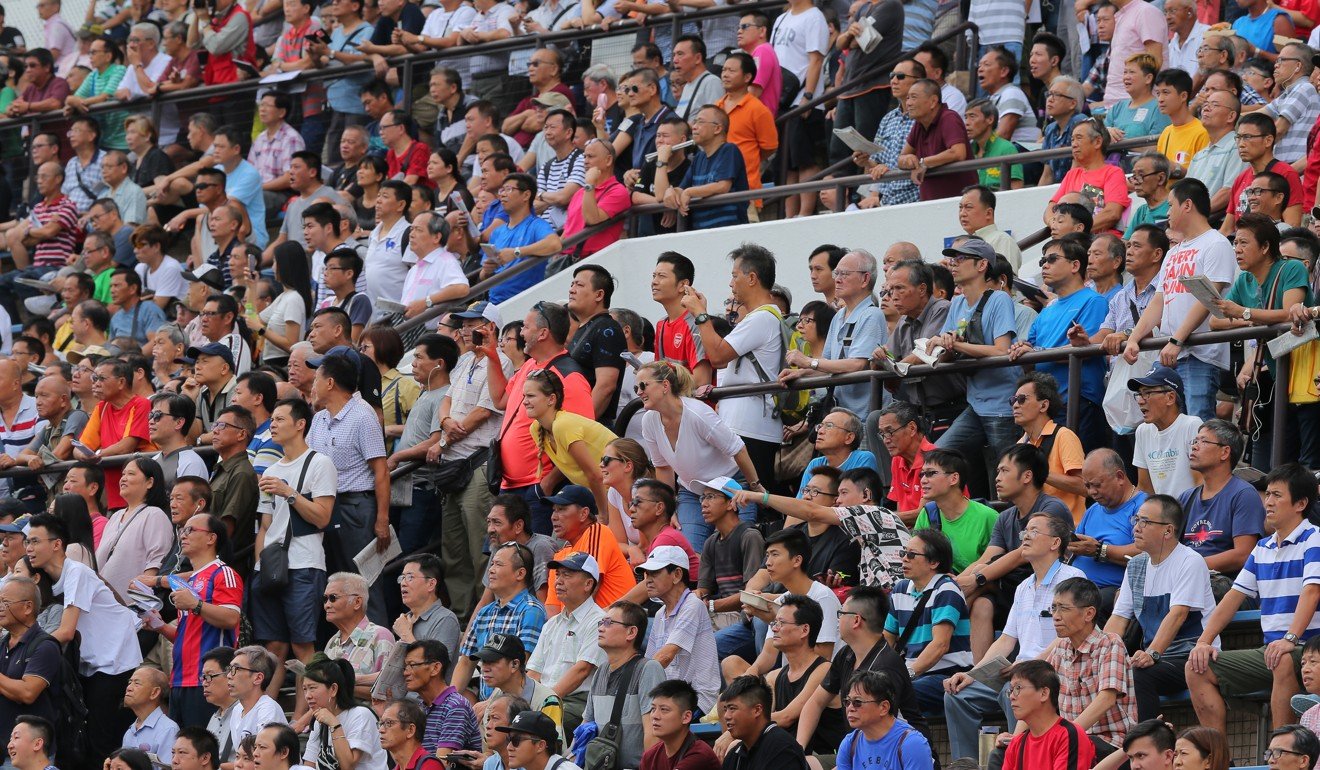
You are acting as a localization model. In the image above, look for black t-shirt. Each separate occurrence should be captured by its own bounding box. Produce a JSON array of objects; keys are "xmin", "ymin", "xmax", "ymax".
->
[
  {"xmin": 134, "ymin": 147, "xmax": 175, "ymax": 190},
  {"xmin": 632, "ymin": 156, "xmax": 691, "ymax": 237},
  {"xmin": 0, "ymin": 627, "xmax": 60, "ymax": 741},
  {"xmin": 789, "ymin": 522, "xmax": 860, "ymax": 586},
  {"xmin": 566, "ymin": 312, "xmax": 626, "ymax": 419},
  {"xmin": 370, "ymin": 2, "xmax": 424, "ymax": 45},
  {"xmin": 0, "ymin": 27, "xmax": 25, "ymax": 52},
  {"xmin": 721, "ymin": 724, "xmax": 809, "ymax": 770},
  {"xmin": 822, "ymin": 640, "xmax": 934, "ymax": 755}
]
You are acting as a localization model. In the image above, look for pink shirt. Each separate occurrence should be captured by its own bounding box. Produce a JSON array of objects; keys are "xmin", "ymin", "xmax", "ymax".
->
[
  {"xmin": 561, "ymin": 175, "xmax": 630, "ymax": 257},
  {"xmin": 647, "ymin": 525, "xmax": 700, "ymax": 576},
  {"xmin": 1105, "ymin": 0, "xmax": 1167, "ymax": 104},
  {"xmin": 750, "ymin": 43, "xmax": 782, "ymax": 116}
]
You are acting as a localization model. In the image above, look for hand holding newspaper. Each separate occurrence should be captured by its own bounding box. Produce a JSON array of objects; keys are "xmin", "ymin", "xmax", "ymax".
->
[
  {"xmin": 1268, "ymin": 321, "xmax": 1319, "ymax": 359},
  {"xmin": 832, "ymin": 127, "xmax": 883, "ymax": 156},
  {"xmin": 856, "ymin": 16, "xmax": 883, "ymax": 53},
  {"xmin": 1178, "ymin": 275, "xmax": 1226, "ymax": 318}
]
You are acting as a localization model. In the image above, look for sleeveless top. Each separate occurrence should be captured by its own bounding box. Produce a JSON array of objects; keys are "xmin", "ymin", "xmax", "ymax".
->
[{"xmin": 774, "ymin": 657, "xmax": 847, "ymax": 753}]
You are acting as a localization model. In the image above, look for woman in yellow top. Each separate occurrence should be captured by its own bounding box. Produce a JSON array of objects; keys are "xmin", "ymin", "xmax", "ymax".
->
[
  {"xmin": 525, "ymin": 369, "xmax": 617, "ymax": 515},
  {"xmin": 360, "ymin": 327, "xmax": 420, "ymax": 453}
]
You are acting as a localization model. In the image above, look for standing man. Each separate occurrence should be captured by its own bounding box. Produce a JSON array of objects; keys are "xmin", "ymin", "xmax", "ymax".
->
[
  {"xmin": 956, "ymin": 185, "xmax": 1023, "ymax": 275},
  {"xmin": 651, "ymin": 252, "xmax": 713, "ymax": 390},
  {"xmin": 716, "ymin": 52, "xmax": 778, "ymax": 208},
  {"xmin": 364, "ymin": 180, "xmax": 412, "ymax": 305},
  {"xmin": 1125, "ymin": 179, "xmax": 1236, "ymax": 423},
  {"xmin": 208, "ymin": 405, "xmax": 258, "ymax": 569},
  {"xmin": 1103, "ymin": 0, "xmax": 1166, "ymax": 104},
  {"xmin": 896, "ymin": 80, "xmax": 980, "ymax": 201},
  {"xmin": 736, "ymin": 12, "xmax": 781, "ymax": 115},
  {"xmin": 671, "ymin": 37, "xmax": 723, "ymax": 122},
  {"xmin": 565, "ymin": 265, "xmax": 626, "ymax": 422},
  {"xmin": 770, "ymin": 0, "xmax": 828, "ymax": 218}
]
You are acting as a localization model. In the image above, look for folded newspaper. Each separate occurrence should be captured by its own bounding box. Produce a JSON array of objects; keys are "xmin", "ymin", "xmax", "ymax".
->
[
  {"xmin": 354, "ymin": 526, "xmax": 402, "ymax": 586},
  {"xmin": 856, "ymin": 16, "xmax": 883, "ymax": 53},
  {"xmin": 911, "ymin": 338, "xmax": 945, "ymax": 367},
  {"xmin": 14, "ymin": 277, "xmax": 57, "ymax": 293},
  {"xmin": 1177, "ymin": 275, "xmax": 1225, "ymax": 318},
  {"xmin": 832, "ymin": 127, "xmax": 883, "ymax": 156},
  {"xmin": 375, "ymin": 298, "xmax": 407, "ymax": 316},
  {"xmin": 967, "ymin": 654, "xmax": 1013, "ymax": 690},
  {"xmin": 1267, "ymin": 322, "xmax": 1319, "ymax": 359},
  {"xmin": 371, "ymin": 642, "xmax": 409, "ymax": 702}
]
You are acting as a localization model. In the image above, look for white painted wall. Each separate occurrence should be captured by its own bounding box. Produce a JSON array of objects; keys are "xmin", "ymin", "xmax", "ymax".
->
[{"xmin": 493, "ymin": 184, "xmax": 1059, "ymax": 326}]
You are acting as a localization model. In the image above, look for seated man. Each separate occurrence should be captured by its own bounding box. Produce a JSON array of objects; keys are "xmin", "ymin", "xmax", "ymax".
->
[
  {"xmin": 1179, "ymin": 419, "xmax": 1264, "ymax": 585},
  {"xmin": 472, "ymin": 634, "xmax": 564, "ymax": 746},
  {"xmin": 639, "ymin": 546, "xmax": 720, "ymax": 719},
  {"xmin": 1186, "ymin": 463, "xmax": 1320, "ymax": 735},
  {"xmin": 798, "ymin": 409, "xmax": 879, "ymax": 492},
  {"xmin": 783, "ymin": 467, "xmax": 860, "ymax": 588},
  {"xmin": 718, "ymin": 676, "xmax": 809, "ymax": 770},
  {"xmin": 838, "ymin": 671, "xmax": 935, "ymax": 770},
  {"xmin": 1071, "ymin": 449, "xmax": 1146, "ymax": 619},
  {"xmin": 875, "ymin": 402, "xmax": 939, "ymax": 526},
  {"xmin": 911, "ymin": 449, "xmax": 998, "ymax": 574},
  {"xmin": 763, "ymin": 594, "xmax": 844, "ymax": 755},
  {"xmin": 696, "ymin": 477, "xmax": 767, "ymax": 658},
  {"xmin": 122, "ymin": 666, "xmax": 180, "ymax": 761},
  {"xmin": 1001, "ymin": 660, "xmax": 1098, "ymax": 769},
  {"xmin": 402, "ymin": 640, "xmax": 481, "ymax": 756},
  {"xmin": 1104, "ymin": 494, "xmax": 1217, "ymax": 722},
  {"xmin": 1014, "ymin": 372, "xmax": 1088, "ymax": 521},
  {"xmin": 954, "ymin": 444, "xmax": 1073, "ymax": 663},
  {"xmin": 526, "ymin": 552, "xmax": 606, "ymax": 737},
  {"xmin": 883, "ymin": 528, "xmax": 972, "ymax": 717},
  {"xmin": 454, "ymin": 542, "xmax": 548, "ymax": 701}
]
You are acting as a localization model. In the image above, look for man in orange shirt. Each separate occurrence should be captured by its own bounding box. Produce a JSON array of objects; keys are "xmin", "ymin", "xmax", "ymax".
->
[
  {"xmin": 716, "ymin": 52, "xmax": 778, "ymax": 217},
  {"xmin": 543, "ymin": 485, "xmax": 636, "ymax": 616},
  {"xmin": 77, "ymin": 357, "xmax": 154, "ymax": 508}
]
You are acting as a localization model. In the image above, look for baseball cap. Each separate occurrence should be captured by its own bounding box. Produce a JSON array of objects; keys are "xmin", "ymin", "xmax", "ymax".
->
[
  {"xmin": 182, "ymin": 263, "xmax": 226, "ymax": 291},
  {"xmin": 66, "ymin": 344, "xmax": 113, "ymax": 365},
  {"xmin": 941, "ymin": 238, "xmax": 996, "ymax": 261},
  {"xmin": 544, "ymin": 484, "xmax": 595, "ymax": 512},
  {"xmin": 688, "ymin": 476, "xmax": 743, "ymax": 499},
  {"xmin": 495, "ymin": 711, "xmax": 559, "ymax": 744},
  {"xmin": 452, "ymin": 300, "xmax": 502, "ymax": 327},
  {"xmin": 307, "ymin": 345, "xmax": 363, "ymax": 368},
  {"xmin": 532, "ymin": 92, "xmax": 571, "ymax": 110},
  {"xmin": 636, "ymin": 544, "xmax": 690, "ymax": 573},
  {"xmin": 1127, "ymin": 364, "xmax": 1184, "ymax": 395},
  {"xmin": 548, "ymin": 551, "xmax": 601, "ymax": 580},
  {"xmin": 471, "ymin": 632, "xmax": 527, "ymax": 663},
  {"xmin": 185, "ymin": 342, "xmax": 235, "ymax": 370}
]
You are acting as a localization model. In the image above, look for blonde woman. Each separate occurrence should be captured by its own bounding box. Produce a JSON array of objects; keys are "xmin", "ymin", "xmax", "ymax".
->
[{"xmin": 525, "ymin": 368, "xmax": 618, "ymax": 515}]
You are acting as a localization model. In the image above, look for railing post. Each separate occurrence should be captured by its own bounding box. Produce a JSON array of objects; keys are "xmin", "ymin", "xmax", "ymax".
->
[
  {"xmin": 401, "ymin": 59, "xmax": 415, "ymax": 111},
  {"xmin": 1272, "ymin": 351, "xmax": 1290, "ymax": 466},
  {"xmin": 1066, "ymin": 352, "xmax": 1081, "ymax": 432},
  {"xmin": 670, "ymin": 16, "xmax": 680, "ymax": 50},
  {"xmin": 676, "ymin": 210, "xmax": 687, "ymax": 233},
  {"xmin": 834, "ymin": 183, "xmax": 847, "ymax": 212},
  {"xmin": 999, "ymin": 161, "xmax": 1011, "ymax": 191}
]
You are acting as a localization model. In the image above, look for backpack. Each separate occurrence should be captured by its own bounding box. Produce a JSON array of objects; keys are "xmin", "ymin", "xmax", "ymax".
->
[
  {"xmin": 13, "ymin": 629, "xmax": 89, "ymax": 767},
  {"xmin": 737, "ymin": 304, "xmax": 811, "ymax": 424}
]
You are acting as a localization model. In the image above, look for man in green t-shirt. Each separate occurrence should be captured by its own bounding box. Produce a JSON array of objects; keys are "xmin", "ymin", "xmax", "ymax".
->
[
  {"xmin": 965, "ymin": 98, "xmax": 1024, "ymax": 191},
  {"xmin": 84, "ymin": 231, "xmax": 117, "ymax": 305},
  {"xmin": 913, "ymin": 448, "xmax": 999, "ymax": 573}
]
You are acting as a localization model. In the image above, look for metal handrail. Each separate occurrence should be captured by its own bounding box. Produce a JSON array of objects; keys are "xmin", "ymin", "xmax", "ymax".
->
[
  {"xmin": 7, "ymin": 324, "xmax": 1297, "ymax": 480},
  {"xmin": 0, "ymin": 0, "xmax": 785, "ymax": 132}
]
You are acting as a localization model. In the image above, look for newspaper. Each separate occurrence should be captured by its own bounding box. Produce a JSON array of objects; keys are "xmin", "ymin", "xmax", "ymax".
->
[
  {"xmin": 1267, "ymin": 322, "xmax": 1319, "ymax": 359},
  {"xmin": 371, "ymin": 642, "xmax": 409, "ymax": 702},
  {"xmin": 353, "ymin": 526, "xmax": 402, "ymax": 586},
  {"xmin": 375, "ymin": 298, "xmax": 407, "ymax": 316},
  {"xmin": 14, "ymin": 278, "xmax": 57, "ymax": 293},
  {"xmin": 449, "ymin": 192, "xmax": 481, "ymax": 240},
  {"xmin": 967, "ymin": 654, "xmax": 1013, "ymax": 691},
  {"xmin": 832, "ymin": 127, "xmax": 883, "ymax": 156},
  {"xmin": 1177, "ymin": 275, "xmax": 1226, "ymax": 318},
  {"xmin": 856, "ymin": 16, "xmax": 883, "ymax": 53}
]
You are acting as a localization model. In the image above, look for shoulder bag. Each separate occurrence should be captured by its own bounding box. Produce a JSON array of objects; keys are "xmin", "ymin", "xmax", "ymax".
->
[
  {"xmin": 257, "ymin": 451, "xmax": 318, "ymax": 595},
  {"xmin": 583, "ymin": 655, "xmax": 644, "ymax": 770}
]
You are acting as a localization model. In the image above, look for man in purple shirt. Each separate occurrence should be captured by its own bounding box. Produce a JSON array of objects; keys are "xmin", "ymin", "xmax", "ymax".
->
[
  {"xmin": 896, "ymin": 79, "xmax": 980, "ymax": 200},
  {"xmin": 401, "ymin": 638, "xmax": 481, "ymax": 756}
]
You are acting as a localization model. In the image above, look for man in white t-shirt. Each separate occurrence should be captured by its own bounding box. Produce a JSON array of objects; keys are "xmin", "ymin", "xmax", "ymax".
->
[
  {"xmin": 227, "ymin": 645, "xmax": 289, "ymax": 752},
  {"xmin": 134, "ymin": 225, "xmax": 188, "ymax": 308},
  {"xmin": 1104, "ymin": 494, "xmax": 1217, "ymax": 722},
  {"xmin": 252, "ymin": 398, "xmax": 337, "ymax": 690},
  {"xmin": 24, "ymin": 513, "xmax": 143, "ymax": 764},
  {"xmin": 1124, "ymin": 178, "xmax": 1235, "ymax": 423},
  {"xmin": 679, "ymin": 244, "xmax": 780, "ymax": 500},
  {"xmin": 1128, "ymin": 365, "xmax": 1203, "ymax": 496},
  {"xmin": 770, "ymin": 0, "xmax": 829, "ymax": 217}
]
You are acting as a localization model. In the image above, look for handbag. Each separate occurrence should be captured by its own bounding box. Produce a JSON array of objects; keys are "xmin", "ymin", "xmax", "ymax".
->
[
  {"xmin": 485, "ymin": 415, "xmax": 516, "ymax": 497},
  {"xmin": 584, "ymin": 655, "xmax": 643, "ymax": 770},
  {"xmin": 257, "ymin": 451, "xmax": 317, "ymax": 595}
]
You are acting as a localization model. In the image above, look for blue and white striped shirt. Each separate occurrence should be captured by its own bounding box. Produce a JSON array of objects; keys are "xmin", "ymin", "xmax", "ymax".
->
[
  {"xmin": 1233, "ymin": 521, "xmax": 1320, "ymax": 643},
  {"xmin": 884, "ymin": 573, "xmax": 973, "ymax": 673},
  {"xmin": 306, "ymin": 394, "xmax": 386, "ymax": 494}
]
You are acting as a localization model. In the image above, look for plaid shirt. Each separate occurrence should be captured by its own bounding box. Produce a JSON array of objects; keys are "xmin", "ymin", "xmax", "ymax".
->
[
  {"xmin": 870, "ymin": 107, "xmax": 918, "ymax": 206},
  {"xmin": 324, "ymin": 617, "xmax": 394, "ymax": 677},
  {"xmin": 1242, "ymin": 83, "xmax": 1268, "ymax": 107},
  {"xmin": 1047, "ymin": 627, "xmax": 1135, "ymax": 749},
  {"xmin": 459, "ymin": 590, "xmax": 547, "ymax": 698},
  {"xmin": 1085, "ymin": 46, "xmax": 1110, "ymax": 96},
  {"xmin": 248, "ymin": 122, "xmax": 306, "ymax": 185}
]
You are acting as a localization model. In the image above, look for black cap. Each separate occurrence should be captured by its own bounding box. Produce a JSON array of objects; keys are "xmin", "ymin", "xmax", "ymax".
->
[{"xmin": 495, "ymin": 710, "xmax": 558, "ymax": 743}]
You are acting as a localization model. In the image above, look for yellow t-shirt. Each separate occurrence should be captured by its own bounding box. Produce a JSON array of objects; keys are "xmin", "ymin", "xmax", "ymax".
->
[
  {"xmin": 1158, "ymin": 119, "xmax": 1210, "ymax": 171},
  {"xmin": 529, "ymin": 411, "xmax": 618, "ymax": 487},
  {"xmin": 1020, "ymin": 421, "xmax": 1087, "ymax": 523}
]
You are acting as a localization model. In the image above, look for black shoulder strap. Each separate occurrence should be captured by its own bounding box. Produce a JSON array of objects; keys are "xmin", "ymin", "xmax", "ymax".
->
[
  {"xmin": 966, "ymin": 289, "xmax": 995, "ymax": 345},
  {"xmin": 1016, "ymin": 720, "xmax": 1080, "ymax": 770},
  {"xmin": 282, "ymin": 450, "xmax": 318, "ymax": 547},
  {"xmin": 1036, "ymin": 424, "xmax": 1059, "ymax": 465},
  {"xmin": 608, "ymin": 655, "xmax": 644, "ymax": 725},
  {"xmin": 896, "ymin": 586, "xmax": 935, "ymax": 654}
]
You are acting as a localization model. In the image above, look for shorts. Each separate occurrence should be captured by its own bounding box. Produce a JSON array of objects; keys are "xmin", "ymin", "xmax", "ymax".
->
[
  {"xmin": 782, "ymin": 109, "xmax": 828, "ymax": 171},
  {"xmin": 1208, "ymin": 645, "xmax": 1305, "ymax": 696},
  {"xmin": 249, "ymin": 567, "xmax": 327, "ymax": 644}
]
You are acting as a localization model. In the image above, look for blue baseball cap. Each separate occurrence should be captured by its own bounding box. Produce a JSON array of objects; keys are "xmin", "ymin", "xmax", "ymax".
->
[
  {"xmin": 1127, "ymin": 364, "xmax": 1184, "ymax": 395},
  {"xmin": 185, "ymin": 342, "xmax": 235, "ymax": 370},
  {"xmin": 544, "ymin": 484, "xmax": 595, "ymax": 512},
  {"xmin": 307, "ymin": 345, "xmax": 363, "ymax": 368}
]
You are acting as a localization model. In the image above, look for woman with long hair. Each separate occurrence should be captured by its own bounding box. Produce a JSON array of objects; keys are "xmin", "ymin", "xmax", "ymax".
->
[
  {"xmin": 359, "ymin": 326, "xmax": 421, "ymax": 451},
  {"xmin": 1173, "ymin": 726, "xmax": 1230, "ymax": 770},
  {"xmin": 248, "ymin": 242, "xmax": 314, "ymax": 366},
  {"xmin": 13, "ymin": 556, "xmax": 62, "ymax": 633},
  {"xmin": 94, "ymin": 457, "xmax": 175, "ymax": 597},
  {"xmin": 633, "ymin": 361, "xmax": 761, "ymax": 551},
  {"xmin": 51, "ymin": 493, "xmax": 98, "ymax": 569},
  {"xmin": 1212, "ymin": 212, "xmax": 1313, "ymax": 468},
  {"xmin": 427, "ymin": 148, "xmax": 473, "ymax": 213},
  {"xmin": 353, "ymin": 156, "xmax": 388, "ymax": 232},
  {"xmin": 599, "ymin": 437, "xmax": 650, "ymax": 549},
  {"xmin": 293, "ymin": 656, "xmax": 387, "ymax": 770},
  {"xmin": 524, "ymin": 369, "xmax": 617, "ymax": 515}
]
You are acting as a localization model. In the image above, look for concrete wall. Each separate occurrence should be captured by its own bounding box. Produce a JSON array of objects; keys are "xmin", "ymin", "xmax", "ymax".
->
[{"xmin": 494, "ymin": 184, "xmax": 1058, "ymax": 326}]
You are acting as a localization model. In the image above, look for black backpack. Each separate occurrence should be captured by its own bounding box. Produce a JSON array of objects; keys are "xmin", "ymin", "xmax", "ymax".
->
[{"xmin": 12, "ymin": 629, "xmax": 89, "ymax": 767}]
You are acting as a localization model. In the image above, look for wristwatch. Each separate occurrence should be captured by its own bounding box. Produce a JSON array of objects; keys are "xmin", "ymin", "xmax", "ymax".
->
[
  {"xmin": 974, "ymin": 572, "xmax": 987, "ymax": 587},
  {"xmin": 694, "ymin": 313, "xmax": 710, "ymax": 325},
  {"xmin": 1169, "ymin": 337, "xmax": 1184, "ymax": 348},
  {"xmin": 810, "ymin": 359, "xmax": 820, "ymax": 370},
  {"xmin": 425, "ymin": 297, "xmax": 435, "ymax": 309},
  {"xmin": 286, "ymin": 493, "xmax": 298, "ymax": 507},
  {"xmin": 1285, "ymin": 632, "xmax": 1301, "ymax": 644},
  {"xmin": 1242, "ymin": 307, "xmax": 1252, "ymax": 322},
  {"xmin": 514, "ymin": 247, "xmax": 522, "ymax": 259},
  {"xmin": 1147, "ymin": 650, "xmax": 1162, "ymax": 662}
]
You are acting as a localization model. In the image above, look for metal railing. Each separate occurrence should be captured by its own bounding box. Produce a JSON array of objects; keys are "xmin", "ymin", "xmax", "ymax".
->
[{"xmin": 2, "ymin": 324, "xmax": 1298, "ymax": 481}]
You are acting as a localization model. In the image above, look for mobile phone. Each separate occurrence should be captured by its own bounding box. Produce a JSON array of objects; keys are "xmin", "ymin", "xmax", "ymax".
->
[{"xmin": 471, "ymin": 330, "xmax": 484, "ymax": 347}]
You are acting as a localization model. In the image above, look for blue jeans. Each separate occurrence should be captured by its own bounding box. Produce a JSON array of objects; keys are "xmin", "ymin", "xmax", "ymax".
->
[
  {"xmin": 937, "ymin": 408, "xmax": 1023, "ymax": 497},
  {"xmin": 944, "ymin": 680, "xmax": 1014, "ymax": 759},
  {"xmin": 912, "ymin": 671, "xmax": 959, "ymax": 717},
  {"xmin": 1177, "ymin": 356, "xmax": 1223, "ymax": 423},
  {"xmin": 714, "ymin": 616, "xmax": 768, "ymax": 662},
  {"xmin": 395, "ymin": 484, "xmax": 440, "ymax": 557}
]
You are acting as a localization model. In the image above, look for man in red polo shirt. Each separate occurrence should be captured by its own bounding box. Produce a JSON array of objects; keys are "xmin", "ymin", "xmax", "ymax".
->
[
  {"xmin": 77, "ymin": 357, "xmax": 152, "ymax": 509},
  {"xmin": 877, "ymin": 401, "xmax": 937, "ymax": 526},
  {"xmin": 481, "ymin": 300, "xmax": 593, "ymax": 535},
  {"xmin": 560, "ymin": 137, "xmax": 629, "ymax": 260},
  {"xmin": 896, "ymin": 78, "xmax": 979, "ymax": 201}
]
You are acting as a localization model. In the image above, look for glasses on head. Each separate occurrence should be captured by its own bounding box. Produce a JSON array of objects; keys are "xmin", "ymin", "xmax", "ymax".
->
[
  {"xmin": 1264, "ymin": 748, "xmax": 1308, "ymax": 762},
  {"xmin": 842, "ymin": 697, "xmax": 877, "ymax": 709},
  {"xmin": 899, "ymin": 548, "xmax": 926, "ymax": 560}
]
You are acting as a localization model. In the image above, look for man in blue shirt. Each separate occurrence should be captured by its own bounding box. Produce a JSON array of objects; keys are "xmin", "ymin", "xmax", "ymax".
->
[
  {"xmin": 838, "ymin": 670, "xmax": 934, "ymax": 770},
  {"xmin": 1010, "ymin": 233, "xmax": 1109, "ymax": 453},
  {"xmin": 1072, "ymin": 449, "xmax": 1145, "ymax": 611},
  {"xmin": 108, "ymin": 267, "xmax": 167, "ymax": 346},
  {"xmin": 1180, "ymin": 419, "xmax": 1264, "ymax": 580},
  {"xmin": 211, "ymin": 126, "xmax": 268, "ymax": 248},
  {"xmin": 654, "ymin": 105, "xmax": 748, "ymax": 231},
  {"xmin": 482, "ymin": 173, "xmax": 562, "ymax": 305}
]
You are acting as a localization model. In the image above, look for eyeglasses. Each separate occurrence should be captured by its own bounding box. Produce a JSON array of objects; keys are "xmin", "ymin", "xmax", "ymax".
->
[
  {"xmin": 628, "ymin": 497, "xmax": 659, "ymax": 508},
  {"xmin": 837, "ymin": 609, "xmax": 860, "ymax": 618},
  {"xmin": 1190, "ymin": 436, "xmax": 1229, "ymax": 448},
  {"xmin": 1245, "ymin": 187, "xmax": 1282, "ymax": 197},
  {"xmin": 181, "ymin": 526, "xmax": 212, "ymax": 536},
  {"xmin": 200, "ymin": 671, "xmax": 226, "ymax": 684},
  {"xmin": 226, "ymin": 665, "xmax": 257, "ymax": 676},
  {"xmin": 801, "ymin": 487, "xmax": 837, "ymax": 499},
  {"xmin": 1277, "ymin": 56, "xmax": 1306, "ymax": 65},
  {"xmin": 21, "ymin": 537, "xmax": 49, "ymax": 546},
  {"xmin": 599, "ymin": 455, "xmax": 623, "ymax": 467},
  {"xmin": 918, "ymin": 469, "xmax": 946, "ymax": 479},
  {"xmin": 699, "ymin": 493, "xmax": 726, "ymax": 502},
  {"xmin": 211, "ymin": 421, "xmax": 235, "ymax": 432},
  {"xmin": 899, "ymin": 549, "xmax": 927, "ymax": 560},
  {"xmin": 1134, "ymin": 516, "xmax": 1172, "ymax": 529},
  {"xmin": 833, "ymin": 269, "xmax": 869, "ymax": 279},
  {"xmin": 402, "ymin": 660, "xmax": 437, "ymax": 669},
  {"xmin": 842, "ymin": 697, "xmax": 877, "ymax": 709},
  {"xmin": 0, "ymin": 598, "xmax": 31, "ymax": 610},
  {"xmin": 396, "ymin": 573, "xmax": 433, "ymax": 584},
  {"xmin": 769, "ymin": 619, "xmax": 803, "ymax": 629},
  {"xmin": 378, "ymin": 719, "xmax": 402, "ymax": 729},
  {"xmin": 1264, "ymin": 748, "xmax": 1308, "ymax": 761},
  {"xmin": 1007, "ymin": 684, "xmax": 1032, "ymax": 696},
  {"xmin": 1134, "ymin": 388, "xmax": 1172, "ymax": 401},
  {"xmin": 1046, "ymin": 91, "xmax": 1076, "ymax": 101},
  {"xmin": 1048, "ymin": 603, "xmax": 1077, "ymax": 614},
  {"xmin": 199, "ymin": 310, "xmax": 222, "ymax": 317},
  {"xmin": 877, "ymin": 424, "xmax": 909, "ymax": 439},
  {"xmin": 597, "ymin": 618, "xmax": 635, "ymax": 628},
  {"xmin": 90, "ymin": 373, "xmax": 115, "ymax": 383},
  {"xmin": 1009, "ymin": 394, "xmax": 1032, "ymax": 405}
]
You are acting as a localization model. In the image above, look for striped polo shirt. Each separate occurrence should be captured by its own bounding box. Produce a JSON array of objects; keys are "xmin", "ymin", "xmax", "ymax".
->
[
  {"xmin": 884, "ymin": 573, "xmax": 973, "ymax": 673},
  {"xmin": 1233, "ymin": 520, "xmax": 1320, "ymax": 643},
  {"xmin": 0, "ymin": 395, "xmax": 39, "ymax": 494}
]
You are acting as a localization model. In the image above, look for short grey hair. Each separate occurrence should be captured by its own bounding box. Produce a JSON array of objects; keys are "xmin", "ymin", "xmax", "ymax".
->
[
  {"xmin": 1285, "ymin": 43, "xmax": 1317, "ymax": 76},
  {"xmin": 236, "ymin": 645, "xmax": 277, "ymax": 686},
  {"xmin": 966, "ymin": 97, "xmax": 998, "ymax": 125},
  {"xmin": 4, "ymin": 576, "xmax": 40, "ymax": 614},
  {"xmin": 155, "ymin": 323, "xmax": 186, "ymax": 346},
  {"xmin": 828, "ymin": 409, "xmax": 863, "ymax": 439},
  {"xmin": 165, "ymin": 20, "xmax": 188, "ymax": 40},
  {"xmin": 1134, "ymin": 150, "xmax": 1172, "ymax": 178},
  {"xmin": 845, "ymin": 248, "xmax": 879, "ymax": 290},
  {"xmin": 327, "ymin": 571, "xmax": 369, "ymax": 598},
  {"xmin": 334, "ymin": 203, "xmax": 359, "ymax": 233},
  {"xmin": 290, "ymin": 340, "xmax": 314, "ymax": 356},
  {"xmin": 583, "ymin": 64, "xmax": 617, "ymax": 90},
  {"xmin": 131, "ymin": 22, "xmax": 160, "ymax": 44},
  {"xmin": 1052, "ymin": 76, "xmax": 1085, "ymax": 106}
]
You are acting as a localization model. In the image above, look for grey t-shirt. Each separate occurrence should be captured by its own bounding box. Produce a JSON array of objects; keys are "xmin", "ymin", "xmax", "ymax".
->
[
  {"xmin": 482, "ymin": 532, "xmax": 561, "ymax": 593},
  {"xmin": 411, "ymin": 598, "xmax": 462, "ymax": 663},
  {"xmin": 399, "ymin": 386, "xmax": 447, "ymax": 486},
  {"xmin": 281, "ymin": 185, "xmax": 347, "ymax": 250},
  {"xmin": 988, "ymin": 493, "xmax": 1073, "ymax": 588},
  {"xmin": 582, "ymin": 657, "xmax": 667, "ymax": 769}
]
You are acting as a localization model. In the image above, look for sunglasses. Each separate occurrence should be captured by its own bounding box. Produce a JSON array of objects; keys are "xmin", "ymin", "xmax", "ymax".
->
[{"xmin": 507, "ymin": 735, "xmax": 544, "ymax": 748}]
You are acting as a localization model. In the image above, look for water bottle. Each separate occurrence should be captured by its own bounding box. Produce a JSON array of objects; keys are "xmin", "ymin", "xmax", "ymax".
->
[{"xmin": 979, "ymin": 726, "xmax": 1001, "ymax": 769}]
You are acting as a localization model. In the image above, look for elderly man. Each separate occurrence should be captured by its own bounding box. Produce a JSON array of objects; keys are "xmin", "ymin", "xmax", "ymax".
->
[
  {"xmin": 887, "ymin": 259, "xmax": 962, "ymax": 434},
  {"xmin": 323, "ymin": 572, "xmax": 394, "ymax": 698},
  {"xmin": 101, "ymin": 151, "xmax": 147, "ymax": 226},
  {"xmin": 1071, "ymin": 449, "xmax": 1146, "ymax": 615},
  {"xmin": 1128, "ymin": 365, "xmax": 1203, "ymax": 496},
  {"xmin": 0, "ymin": 360, "xmax": 37, "ymax": 494},
  {"xmin": 123, "ymin": 667, "xmax": 181, "ymax": 761},
  {"xmin": 525, "ymin": 552, "xmax": 605, "ymax": 737},
  {"xmin": 897, "ymin": 79, "xmax": 980, "ymax": 200},
  {"xmin": 1164, "ymin": 0, "xmax": 1207, "ymax": 75},
  {"xmin": 1262, "ymin": 42, "xmax": 1320, "ymax": 164},
  {"xmin": 401, "ymin": 211, "xmax": 468, "ymax": 318},
  {"xmin": 1178, "ymin": 419, "xmax": 1263, "ymax": 580},
  {"xmin": 957, "ymin": 184, "xmax": 1022, "ymax": 272},
  {"xmin": 0, "ymin": 161, "xmax": 77, "ymax": 291},
  {"xmin": 16, "ymin": 374, "xmax": 84, "ymax": 470},
  {"xmin": 183, "ymin": 341, "xmax": 237, "ymax": 439},
  {"xmin": 0, "ymin": 576, "xmax": 60, "ymax": 745},
  {"xmin": 226, "ymin": 646, "xmax": 287, "ymax": 747},
  {"xmin": 1186, "ymin": 89, "xmax": 1246, "ymax": 213}
]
